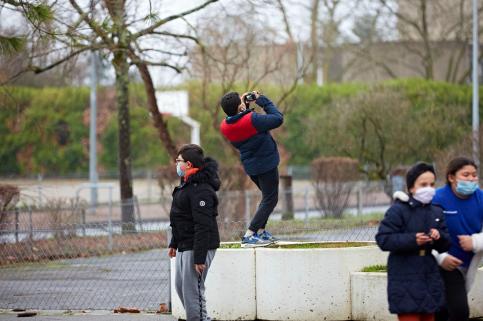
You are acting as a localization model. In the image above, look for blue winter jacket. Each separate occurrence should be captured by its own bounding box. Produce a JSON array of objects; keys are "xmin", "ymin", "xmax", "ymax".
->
[
  {"xmin": 220, "ymin": 95, "xmax": 283, "ymax": 176},
  {"xmin": 432, "ymin": 184, "xmax": 483, "ymax": 268},
  {"xmin": 375, "ymin": 198, "xmax": 451, "ymax": 314}
]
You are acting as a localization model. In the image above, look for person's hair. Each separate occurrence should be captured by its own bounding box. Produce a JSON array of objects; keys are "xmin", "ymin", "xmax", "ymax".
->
[
  {"xmin": 445, "ymin": 157, "xmax": 478, "ymax": 184},
  {"xmin": 406, "ymin": 162, "xmax": 435, "ymax": 192},
  {"xmin": 177, "ymin": 144, "xmax": 204, "ymax": 168},
  {"xmin": 220, "ymin": 92, "xmax": 241, "ymax": 116}
]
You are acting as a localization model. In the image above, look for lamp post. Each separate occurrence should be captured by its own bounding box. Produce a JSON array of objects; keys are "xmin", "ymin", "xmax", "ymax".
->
[
  {"xmin": 89, "ymin": 52, "xmax": 98, "ymax": 208},
  {"xmin": 472, "ymin": 0, "xmax": 480, "ymax": 169}
]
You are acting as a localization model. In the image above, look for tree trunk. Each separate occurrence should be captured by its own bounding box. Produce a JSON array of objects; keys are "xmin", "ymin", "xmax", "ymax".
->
[
  {"xmin": 113, "ymin": 53, "xmax": 135, "ymax": 233},
  {"xmin": 105, "ymin": 0, "xmax": 136, "ymax": 233},
  {"xmin": 136, "ymin": 62, "xmax": 178, "ymax": 159},
  {"xmin": 309, "ymin": 0, "xmax": 320, "ymax": 84},
  {"xmin": 420, "ymin": 0, "xmax": 434, "ymax": 80}
]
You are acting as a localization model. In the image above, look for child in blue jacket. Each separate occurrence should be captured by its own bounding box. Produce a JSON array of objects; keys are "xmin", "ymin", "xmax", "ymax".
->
[
  {"xmin": 376, "ymin": 163, "xmax": 451, "ymax": 321},
  {"xmin": 220, "ymin": 91, "xmax": 283, "ymax": 247}
]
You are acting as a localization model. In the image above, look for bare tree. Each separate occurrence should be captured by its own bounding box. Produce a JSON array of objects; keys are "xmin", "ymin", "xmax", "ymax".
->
[
  {"xmin": 379, "ymin": 0, "xmax": 482, "ymax": 83},
  {"xmin": 304, "ymin": 0, "xmax": 359, "ymax": 83},
  {"xmin": 8, "ymin": 0, "xmax": 219, "ymax": 232},
  {"xmin": 309, "ymin": 0, "xmax": 320, "ymax": 83},
  {"xmin": 0, "ymin": 184, "xmax": 19, "ymax": 228},
  {"xmin": 188, "ymin": 2, "xmax": 305, "ymax": 148},
  {"xmin": 312, "ymin": 157, "xmax": 359, "ymax": 218}
]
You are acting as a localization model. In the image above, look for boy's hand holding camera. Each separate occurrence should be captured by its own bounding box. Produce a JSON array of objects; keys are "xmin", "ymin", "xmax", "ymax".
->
[{"xmin": 241, "ymin": 91, "xmax": 260, "ymax": 108}]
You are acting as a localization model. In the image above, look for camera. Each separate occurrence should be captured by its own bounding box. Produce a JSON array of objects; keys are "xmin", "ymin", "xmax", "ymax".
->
[{"xmin": 244, "ymin": 91, "xmax": 258, "ymax": 105}]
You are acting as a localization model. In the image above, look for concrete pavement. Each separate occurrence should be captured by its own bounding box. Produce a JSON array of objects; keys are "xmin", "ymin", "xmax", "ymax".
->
[{"xmin": 0, "ymin": 310, "xmax": 176, "ymax": 321}]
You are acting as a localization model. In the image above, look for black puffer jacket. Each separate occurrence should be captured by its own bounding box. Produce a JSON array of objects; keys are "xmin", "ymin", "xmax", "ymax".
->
[
  {"xmin": 169, "ymin": 157, "xmax": 221, "ymax": 264},
  {"xmin": 375, "ymin": 198, "xmax": 451, "ymax": 314}
]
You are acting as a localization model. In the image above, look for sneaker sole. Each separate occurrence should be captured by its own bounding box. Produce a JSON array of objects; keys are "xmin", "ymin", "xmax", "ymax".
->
[
  {"xmin": 240, "ymin": 242, "xmax": 272, "ymax": 248},
  {"xmin": 260, "ymin": 239, "xmax": 278, "ymax": 244}
]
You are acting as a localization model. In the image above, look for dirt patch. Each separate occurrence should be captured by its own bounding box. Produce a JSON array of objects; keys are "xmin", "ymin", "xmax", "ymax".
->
[{"xmin": 0, "ymin": 232, "xmax": 167, "ymax": 266}]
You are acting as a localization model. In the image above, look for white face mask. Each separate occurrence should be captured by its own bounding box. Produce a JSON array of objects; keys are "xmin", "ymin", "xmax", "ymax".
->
[{"xmin": 412, "ymin": 186, "xmax": 435, "ymax": 204}]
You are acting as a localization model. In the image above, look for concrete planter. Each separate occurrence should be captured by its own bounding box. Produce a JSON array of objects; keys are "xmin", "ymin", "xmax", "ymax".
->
[
  {"xmin": 255, "ymin": 244, "xmax": 387, "ymax": 321},
  {"xmin": 351, "ymin": 268, "xmax": 483, "ymax": 321},
  {"xmin": 170, "ymin": 248, "xmax": 256, "ymax": 320}
]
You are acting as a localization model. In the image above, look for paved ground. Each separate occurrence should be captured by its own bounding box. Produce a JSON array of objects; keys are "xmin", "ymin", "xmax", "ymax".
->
[
  {"xmin": 0, "ymin": 310, "xmax": 481, "ymax": 321},
  {"xmin": 0, "ymin": 227, "xmax": 378, "ymax": 311},
  {"xmin": 0, "ymin": 310, "xmax": 176, "ymax": 321},
  {"xmin": 0, "ymin": 250, "xmax": 170, "ymax": 311}
]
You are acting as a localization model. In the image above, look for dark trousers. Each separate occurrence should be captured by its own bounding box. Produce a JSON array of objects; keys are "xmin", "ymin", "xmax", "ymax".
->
[
  {"xmin": 248, "ymin": 167, "xmax": 279, "ymax": 233},
  {"xmin": 435, "ymin": 268, "xmax": 469, "ymax": 321}
]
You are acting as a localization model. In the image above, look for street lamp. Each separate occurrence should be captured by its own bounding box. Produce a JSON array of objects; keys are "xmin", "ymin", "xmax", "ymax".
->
[
  {"xmin": 472, "ymin": 0, "xmax": 480, "ymax": 169},
  {"xmin": 89, "ymin": 52, "xmax": 98, "ymax": 209}
]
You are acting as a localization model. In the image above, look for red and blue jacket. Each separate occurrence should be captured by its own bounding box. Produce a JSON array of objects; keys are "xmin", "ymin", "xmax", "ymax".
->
[{"xmin": 220, "ymin": 95, "xmax": 283, "ymax": 176}]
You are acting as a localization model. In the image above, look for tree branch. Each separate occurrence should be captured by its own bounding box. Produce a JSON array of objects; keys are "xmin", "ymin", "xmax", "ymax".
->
[
  {"xmin": 132, "ymin": 0, "xmax": 219, "ymax": 39},
  {"xmin": 136, "ymin": 47, "xmax": 187, "ymax": 57},
  {"xmin": 128, "ymin": 57, "xmax": 183, "ymax": 73},
  {"xmin": 275, "ymin": 0, "xmax": 295, "ymax": 43},
  {"xmin": 28, "ymin": 45, "xmax": 96, "ymax": 74},
  {"xmin": 68, "ymin": 0, "xmax": 112, "ymax": 46},
  {"xmin": 149, "ymin": 31, "xmax": 201, "ymax": 45}
]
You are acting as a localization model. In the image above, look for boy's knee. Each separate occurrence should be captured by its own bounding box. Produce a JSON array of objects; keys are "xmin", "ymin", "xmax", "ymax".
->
[{"xmin": 262, "ymin": 194, "xmax": 278, "ymax": 208}]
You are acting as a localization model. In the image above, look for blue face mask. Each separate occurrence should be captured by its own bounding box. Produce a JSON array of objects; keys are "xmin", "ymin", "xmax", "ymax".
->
[
  {"xmin": 176, "ymin": 163, "xmax": 185, "ymax": 177},
  {"xmin": 455, "ymin": 180, "xmax": 479, "ymax": 196}
]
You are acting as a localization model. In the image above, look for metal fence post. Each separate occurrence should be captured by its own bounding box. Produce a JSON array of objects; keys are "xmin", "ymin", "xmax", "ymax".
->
[
  {"xmin": 108, "ymin": 186, "xmax": 113, "ymax": 251},
  {"xmin": 134, "ymin": 196, "xmax": 143, "ymax": 232},
  {"xmin": 147, "ymin": 169, "xmax": 153, "ymax": 201},
  {"xmin": 15, "ymin": 208, "xmax": 19, "ymax": 243},
  {"xmin": 357, "ymin": 184, "xmax": 363, "ymax": 216},
  {"xmin": 37, "ymin": 185, "xmax": 42, "ymax": 207},
  {"xmin": 81, "ymin": 208, "xmax": 86, "ymax": 237},
  {"xmin": 166, "ymin": 228, "xmax": 172, "ymax": 312},
  {"xmin": 28, "ymin": 206, "xmax": 33, "ymax": 240},
  {"xmin": 304, "ymin": 186, "xmax": 309, "ymax": 224},
  {"xmin": 244, "ymin": 190, "xmax": 251, "ymax": 228},
  {"xmin": 281, "ymin": 175, "xmax": 294, "ymax": 220}
]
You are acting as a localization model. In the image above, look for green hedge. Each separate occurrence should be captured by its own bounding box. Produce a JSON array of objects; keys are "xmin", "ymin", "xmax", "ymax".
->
[{"xmin": 0, "ymin": 79, "xmax": 479, "ymax": 176}]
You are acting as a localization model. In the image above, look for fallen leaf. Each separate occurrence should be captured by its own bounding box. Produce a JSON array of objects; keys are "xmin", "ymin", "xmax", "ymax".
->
[
  {"xmin": 157, "ymin": 303, "xmax": 169, "ymax": 313},
  {"xmin": 113, "ymin": 306, "xmax": 140, "ymax": 313}
]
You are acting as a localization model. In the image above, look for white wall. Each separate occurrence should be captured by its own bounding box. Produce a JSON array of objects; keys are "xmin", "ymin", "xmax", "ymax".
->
[
  {"xmin": 351, "ymin": 268, "xmax": 483, "ymax": 321},
  {"xmin": 255, "ymin": 246, "xmax": 387, "ymax": 321}
]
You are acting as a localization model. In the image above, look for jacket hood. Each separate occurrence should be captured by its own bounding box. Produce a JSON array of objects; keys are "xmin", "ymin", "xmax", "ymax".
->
[
  {"xmin": 187, "ymin": 157, "xmax": 221, "ymax": 191},
  {"xmin": 226, "ymin": 108, "xmax": 253, "ymax": 124}
]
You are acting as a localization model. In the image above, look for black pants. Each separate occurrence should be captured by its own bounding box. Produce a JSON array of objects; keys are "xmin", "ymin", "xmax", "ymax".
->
[
  {"xmin": 435, "ymin": 268, "xmax": 469, "ymax": 321},
  {"xmin": 248, "ymin": 167, "xmax": 279, "ymax": 233}
]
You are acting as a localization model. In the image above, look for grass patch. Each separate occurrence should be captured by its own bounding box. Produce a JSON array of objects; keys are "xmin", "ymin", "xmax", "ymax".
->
[
  {"xmin": 270, "ymin": 242, "xmax": 372, "ymax": 249},
  {"xmin": 0, "ymin": 261, "xmax": 70, "ymax": 271},
  {"xmin": 0, "ymin": 232, "xmax": 167, "ymax": 266},
  {"xmin": 361, "ymin": 264, "xmax": 387, "ymax": 272},
  {"xmin": 220, "ymin": 241, "xmax": 373, "ymax": 249},
  {"xmin": 267, "ymin": 212, "xmax": 384, "ymax": 232},
  {"xmin": 220, "ymin": 243, "xmax": 242, "ymax": 249}
]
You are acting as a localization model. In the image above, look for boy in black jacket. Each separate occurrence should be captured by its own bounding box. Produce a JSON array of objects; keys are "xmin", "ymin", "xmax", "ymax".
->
[
  {"xmin": 168, "ymin": 144, "xmax": 220, "ymax": 321},
  {"xmin": 220, "ymin": 91, "xmax": 283, "ymax": 247}
]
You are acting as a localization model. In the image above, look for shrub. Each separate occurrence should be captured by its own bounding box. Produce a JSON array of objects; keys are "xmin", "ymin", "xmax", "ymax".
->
[
  {"xmin": 311, "ymin": 157, "xmax": 359, "ymax": 218},
  {"xmin": 0, "ymin": 184, "xmax": 19, "ymax": 227},
  {"xmin": 43, "ymin": 198, "xmax": 87, "ymax": 239}
]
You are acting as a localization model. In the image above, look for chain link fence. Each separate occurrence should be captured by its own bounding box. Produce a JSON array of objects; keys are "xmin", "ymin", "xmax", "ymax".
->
[
  {"xmin": 0, "ymin": 199, "xmax": 171, "ymax": 311},
  {"xmin": 0, "ymin": 180, "xmax": 393, "ymax": 311}
]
